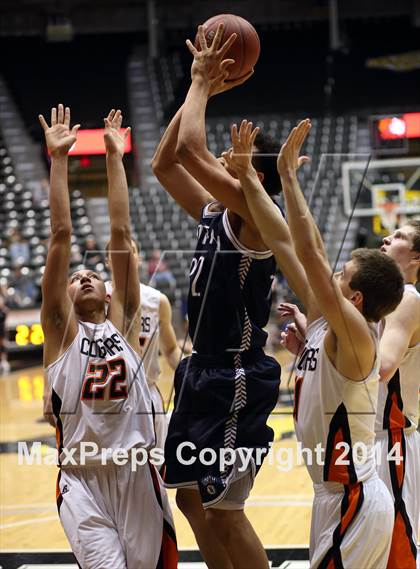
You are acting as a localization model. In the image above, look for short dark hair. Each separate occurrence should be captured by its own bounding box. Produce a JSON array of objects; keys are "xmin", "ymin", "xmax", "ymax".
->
[
  {"xmin": 406, "ymin": 220, "xmax": 420, "ymax": 282},
  {"xmin": 252, "ymin": 132, "xmax": 282, "ymax": 196},
  {"xmin": 349, "ymin": 248, "xmax": 404, "ymax": 322}
]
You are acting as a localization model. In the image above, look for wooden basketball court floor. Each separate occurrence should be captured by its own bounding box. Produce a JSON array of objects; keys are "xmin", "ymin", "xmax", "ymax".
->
[{"xmin": 0, "ymin": 350, "xmax": 313, "ymax": 566}]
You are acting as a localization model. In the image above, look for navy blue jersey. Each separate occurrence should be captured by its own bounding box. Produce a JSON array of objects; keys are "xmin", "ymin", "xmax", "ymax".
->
[{"xmin": 188, "ymin": 203, "xmax": 275, "ymax": 354}]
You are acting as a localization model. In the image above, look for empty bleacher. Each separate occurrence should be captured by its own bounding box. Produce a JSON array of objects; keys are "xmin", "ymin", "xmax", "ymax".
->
[{"xmin": 0, "ymin": 127, "xmax": 97, "ymax": 304}]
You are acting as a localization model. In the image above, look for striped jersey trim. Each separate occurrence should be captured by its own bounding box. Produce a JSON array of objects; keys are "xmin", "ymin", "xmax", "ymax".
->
[{"xmin": 222, "ymin": 210, "xmax": 272, "ymax": 259}]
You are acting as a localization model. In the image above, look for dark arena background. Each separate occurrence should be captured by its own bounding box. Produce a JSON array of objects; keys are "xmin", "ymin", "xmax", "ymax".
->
[{"xmin": 0, "ymin": 0, "xmax": 419, "ymax": 567}]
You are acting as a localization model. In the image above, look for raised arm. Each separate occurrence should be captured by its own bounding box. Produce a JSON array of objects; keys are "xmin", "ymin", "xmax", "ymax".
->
[
  {"xmin": 222, "ymin": 120, "xmax": 319, "ymax": 319},
  {"xmin": 151, "ymin": 105, "xmax": 213, "ymax": 221},
  {"xmin": 158, "ymin": 293, "xmax": 182, "ymax": 370},
  {"xmin": 39, "ymin": 104, "xmax": 80, "ymax": 365},
  {"xmin": 152, "ymin": 43, "xmax": 252, "ymax": 222},
  {"xmin": 379, "ymin": 291, "xmax": 419, "ymax": 381},
  {"xmin": 104, "ymin": 110, "xmax": 140, "ymax": 347},
  {"xmin": 278, "ymin": 121, "xmax": 375, "ymax": 380},
  {"xmin": 176, "ymin": 24, "xmax": 256, "ymax": 224}
]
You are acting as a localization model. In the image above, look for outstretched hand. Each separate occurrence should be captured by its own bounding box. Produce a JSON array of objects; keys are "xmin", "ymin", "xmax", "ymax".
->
[
  {"xmin": 277, "ymin": 302, "xmax": 307, "ymax": 340},
  {"xmin": 186, "ymin": 23, "xmax": 237, "ymax": 86},
  {"xmin": 103, "ymin": 109, "xmax": 131, "ymax": 158},
  {"xmin": 221, "ymin": 119, "xmax": 260, "ymax": 176},
  {"xmin": 278, "ymin": 302, "xmax": 307, "ymax": 356},
  {"xmin": 277, "ymin": 119, "xmax": 311, "ymax": 177},
  {"xmin": 39, "ymin": 104, "xmax": 80, "ymax": 157},
  {"xmin": 280, "ymin": 324, "xmax": 304, "ymax": 356},
  {"xmin": 209, "ymin": 66, "xmax": 254, "ymax": 97}
]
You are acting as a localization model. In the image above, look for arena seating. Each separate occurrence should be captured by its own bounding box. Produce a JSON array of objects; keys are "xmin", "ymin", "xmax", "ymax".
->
[
  {"xmin": 129, "ymin": 184, "xmax": 196, "ymax": 302},
  {"xmin": 150, "ymin": 51, "xmax": 184, "ymax": 122},
  {"xmin": 0, "ymin": 127, "xmax": 98, "ymax": 305}
]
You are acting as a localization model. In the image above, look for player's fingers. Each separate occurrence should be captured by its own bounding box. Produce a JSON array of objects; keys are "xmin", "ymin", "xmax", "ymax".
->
[
  {"xmin": 290, "ymin": 121, "xmax": 304, "ymax": 151},
  {"xmin": 278, "ymin": 312, "xmax": 293, "ymax": 321},
  {"xmin": 197, "ymin": 25, "xmax": 207, "ymax": 50},
  {"xmin": 107, "ymin": 109, "xmax": 116, "ymax": 122},
  {"xmin": 295, "ymin": 119, "xmax": 311, "ymax": 151},
  {"xmin": 220, "ymin": 58, "xmax": 234, "ymax": 72},
  {"xmin": 211, "ymin": 23, "xmax": 224, "ymax": 51},
  {"xmin": 246, "ymin": 121, "xmax": 253, "ymax": 141},
  {"xmin": 124, "ymin": 126, "xmax": 131, "ymax": 139},
  {"xmin": 239, "ymin": 119, "xmax": 248, "ymax": 140},
  {"xmin": 231, "ymin": 123, "xmax": 239, "ymax": 146},
  {"xmin": 295, "ymin": 128, "xmax": 310, "ymax": 158},
  {"xmin": 222, "ymin": 149, "xmax": 234, "ymax": 168},
  {"xmin": 298, "ymin": 156, "xmax": 311, "ymax": 168},
  {"xmin": 113, "ymin": 109, "xmax": 120, "ymax": 122},
  {"xmin": 292, "ymin": 121, "xmax": 304, "ymax": 148},
  {"xmin": 114, "ymin": 110, "xmax": 122, "ymax": 127},
  {"xmin": 57, "ymin": 104, "xmax": 64, "ymax": 124},
  {"xmin": 294, "ymin": 122, "xmax": 307, "ymax": 152},
  {"xmin": 71, "ymin": 124, "xmax": 81, "ymax": 137},
  {"xmin": 277, "ymin": 310, "xmax": 293, "ymax": 318},
  {"xmin": 38, "ymin": 114, "xmax": 49, "ymax": 131},
  {"xmin": 228, "ymin": 68, "xmax": 254, "ymax": 88},
  {"xmin": 51, "ymin": 107, "xmax": 57, "ymax": 126},
  {"xmin": 278, "ymin": 302, "xmax": 296, "ymax": 310},
  {"xmin": 284, "ymin": 126, "xmax": 297, "ymax": 147},
  {"xmin": 218, "ymin": 32, "xmax": 237, "ymax": 58},
  {"xmin": 186, "ymin": 39, "xmax": 198, "ymax": 56},
  {"xmin": 250, "ymin": 126, "xmax": 260, "ymax": 148},
  {"xmin": 64, "ymin": 106, "xmax": 71, "ymax": 127}
]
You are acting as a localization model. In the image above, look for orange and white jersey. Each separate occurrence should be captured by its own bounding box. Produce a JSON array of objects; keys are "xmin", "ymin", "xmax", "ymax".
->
[
  {"xmin": 294, "ymin": 317, "xmax": 379, "ymax": 486},
  {"xmin": 375, "ymin": 284, "xmax": 420, "ymax": 434},
  {"xmin": 106, "ymin": 281, "xmax": 161, "ymax": 386},
  {"xmin": 46, "ymin": 319, "xmax": 154, "ymax": 466}
]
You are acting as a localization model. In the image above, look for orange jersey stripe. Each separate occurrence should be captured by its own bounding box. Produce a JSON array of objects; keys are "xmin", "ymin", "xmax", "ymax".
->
[
  {"xmin": 387, "ymin": 511, "xmax": 417, "ymax": 569},
  {"xmin": 340, "ymin": 483, "xmax": 362, "ymax": 537}
]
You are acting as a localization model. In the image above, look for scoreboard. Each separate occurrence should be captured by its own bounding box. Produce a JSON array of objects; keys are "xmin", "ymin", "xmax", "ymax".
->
[
  {"xmin": 370, "ymin": 112, "xmax": 420, "ymax": 155},
  {"xmin": 6, "ymin": 309, "xmax": 43, "ymax": 355}
]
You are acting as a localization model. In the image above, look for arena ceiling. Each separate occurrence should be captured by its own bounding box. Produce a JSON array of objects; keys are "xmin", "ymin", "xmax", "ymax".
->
[{"xmin": 0, "ymin": 0, "xmax": 417, "ymax": 37}]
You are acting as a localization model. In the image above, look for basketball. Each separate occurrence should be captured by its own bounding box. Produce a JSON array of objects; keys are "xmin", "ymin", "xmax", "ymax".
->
[{"xmin": 194, "ymin": 14, "xmax": 260, "ymax": 80}]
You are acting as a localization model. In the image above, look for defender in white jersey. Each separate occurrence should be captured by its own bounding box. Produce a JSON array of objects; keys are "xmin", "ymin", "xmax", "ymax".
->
[
  {"xmin": 224, "ymin": 119, "xmax": 404, "ymax": 568},
  {"xmin": 105, "ymin": 265, "xmax": 182, "ymax": 454},
  {"xmin": 376, "ymin": 222, "xmax": 420, "ymax": 569},
  {"xmin": 39, "ymin": 105, "xmax": 177, "ymax": 568},
  {"xmin": 273, "ymin": 222, "xmax": 420, "ymax": 568}
]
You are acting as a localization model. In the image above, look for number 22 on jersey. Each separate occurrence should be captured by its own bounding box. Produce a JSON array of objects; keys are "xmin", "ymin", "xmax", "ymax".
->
[{"xmin": 81, "ymin": 357, "xmax": 128, "ymax": 401}]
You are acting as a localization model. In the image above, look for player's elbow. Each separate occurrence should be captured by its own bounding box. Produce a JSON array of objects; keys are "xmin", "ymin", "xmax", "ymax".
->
[
  {"xmin": 151, "ymin": 153, "xmax": 165, "ymax": 175},
  {"xmin": 175, "ymin": 140, "xmax": 197, "ymax": 165},
  {"xmin": 50, "ymin": 225, "xmax": 72, "ymax": 242},
  {"xmin": 110, "ymin": 224, "xmax": 131, "ymax": 244},
  {"xmin": 110, "ymin": 224, "xmax": 131, "ymax": 242}
]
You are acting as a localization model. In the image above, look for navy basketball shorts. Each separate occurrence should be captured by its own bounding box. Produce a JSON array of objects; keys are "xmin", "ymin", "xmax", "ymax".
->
[{"xmin": 164, "ymin": 349, "xmax": 281, "ymax": 508}]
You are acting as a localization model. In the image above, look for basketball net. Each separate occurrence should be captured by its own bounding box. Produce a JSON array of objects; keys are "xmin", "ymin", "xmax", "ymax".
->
[{"xmin": 378, "ymin": 202, "xmax": 399, "ymax": 233}]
